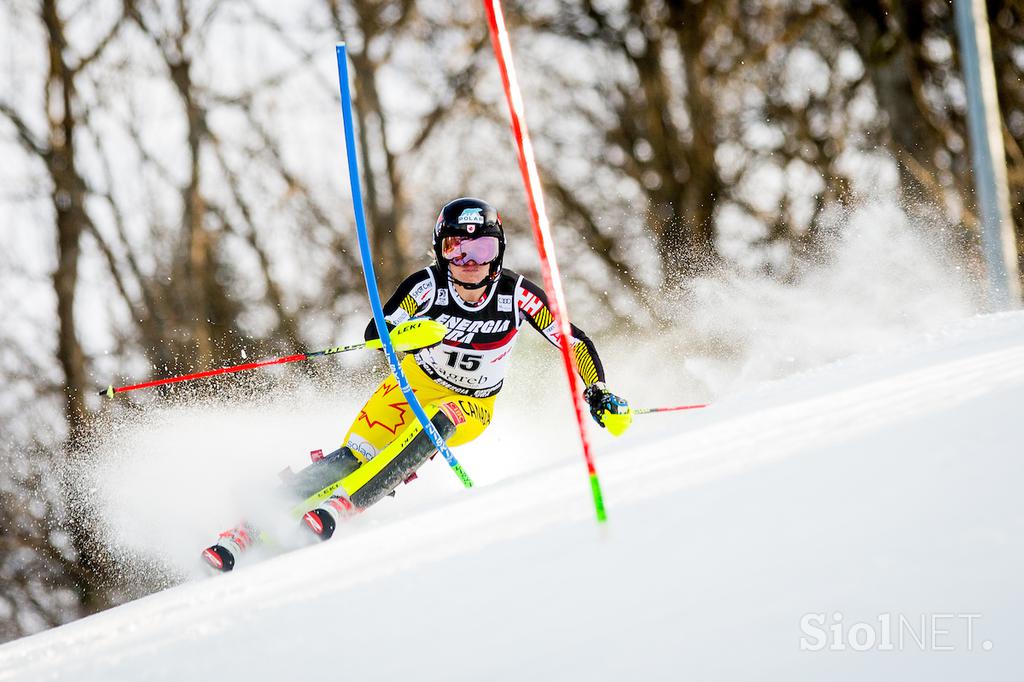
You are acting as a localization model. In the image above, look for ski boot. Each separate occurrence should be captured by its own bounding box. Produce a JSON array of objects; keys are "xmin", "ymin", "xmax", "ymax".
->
[
  {"xmin": 302, "ymin": 494, "xmax": 356, "ymax": 541},
  {"xmin": 202, "ymin": 521, "xmax": 260, "ymax": 572}
]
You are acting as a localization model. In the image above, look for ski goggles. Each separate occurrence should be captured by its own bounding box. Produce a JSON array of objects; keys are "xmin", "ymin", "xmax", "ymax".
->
[{"xmin": 440, "ymin": 236, "xmax": 500, "ymax": 265}]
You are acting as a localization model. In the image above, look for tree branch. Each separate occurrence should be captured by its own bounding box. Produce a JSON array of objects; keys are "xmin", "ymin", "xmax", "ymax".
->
[{"xmin": 0, "ymin": 101, "xmax": 49, "ymax": 160}]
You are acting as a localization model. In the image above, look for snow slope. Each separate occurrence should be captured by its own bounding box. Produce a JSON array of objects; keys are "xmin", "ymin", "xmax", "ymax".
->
[{"xmin": 2, "ymin": 311, "xmax": 1023, "ymax": 681}]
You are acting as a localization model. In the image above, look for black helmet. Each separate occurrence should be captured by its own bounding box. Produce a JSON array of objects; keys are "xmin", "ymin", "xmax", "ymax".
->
[{"xmin": 432, "ymin": 197, "xmax": 505, "ymax": 289}]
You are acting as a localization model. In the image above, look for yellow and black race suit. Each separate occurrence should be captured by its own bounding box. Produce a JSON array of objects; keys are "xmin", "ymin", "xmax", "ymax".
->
[{"xmin": 343, "ymin": 265, "xmax": 605, "ymax": 462}]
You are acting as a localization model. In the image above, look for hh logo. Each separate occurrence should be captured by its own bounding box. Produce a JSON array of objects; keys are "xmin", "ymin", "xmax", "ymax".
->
[
  {"xmin": 497, "ymin": 294, "xmax": 513, "ymax": 312},
  {"xmin": 519, "ymin": 291, "xmax": 543, "ymax": 316}
]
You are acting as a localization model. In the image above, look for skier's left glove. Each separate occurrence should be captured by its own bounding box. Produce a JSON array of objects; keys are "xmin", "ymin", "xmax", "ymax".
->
[
  {"xmin": 583, "ymin": 382, "xmax": 632, "ymax": 436},
  {"xmin": 369, "ymin": 318, "xmax": 448, "ymax": 352}
]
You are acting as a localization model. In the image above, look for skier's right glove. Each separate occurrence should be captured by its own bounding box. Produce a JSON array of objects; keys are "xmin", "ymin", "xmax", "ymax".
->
[
  {"xmin": 391, "ymin": 318, "xmax": 447, "ymax": 350},
  {"xmin": 583, "ymin": 382, "xmax": 632, "ymax": 436}
]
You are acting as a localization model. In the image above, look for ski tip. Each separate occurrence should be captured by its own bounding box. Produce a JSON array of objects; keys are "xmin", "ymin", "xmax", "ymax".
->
[
  {"xmin": 99, "ymin": 385, "xmax": 115, "ymax": 398},
  {"xmin": 302, "ymin": 508, "xmax": 337, "ymax": 541},
  {"xmin": 201, "ymin": 545, "xmax": 234, "ymax": 573}
]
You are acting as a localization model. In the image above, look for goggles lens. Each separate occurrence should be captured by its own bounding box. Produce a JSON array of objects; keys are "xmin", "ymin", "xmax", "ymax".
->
[{"xmin": 441, "ymin": 236, "xmax": 500, "ymax": 265}]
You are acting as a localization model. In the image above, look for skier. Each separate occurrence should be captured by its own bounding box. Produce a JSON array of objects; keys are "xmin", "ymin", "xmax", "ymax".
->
[{"xmin": 203, "ymin": 197, "xmax": 630, "ymax": 571}]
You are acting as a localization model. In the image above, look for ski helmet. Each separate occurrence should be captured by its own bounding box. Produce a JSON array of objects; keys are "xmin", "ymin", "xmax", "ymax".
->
[{"xmin": 432, "ymin": 197, "xmax": 505, "ymax": 289}]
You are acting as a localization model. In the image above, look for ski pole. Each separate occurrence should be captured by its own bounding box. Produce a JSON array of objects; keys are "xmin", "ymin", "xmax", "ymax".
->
[
  {"xmin": 98, "ymin": 319, "xmax": 449, "ymax": 399},
  {"xmin": 633, "ymin": 403, "xmax": 709, "ymax": 415},
  {"xmin": 97, "ymin": 341, "xmax": 369, "ymax": 398}
]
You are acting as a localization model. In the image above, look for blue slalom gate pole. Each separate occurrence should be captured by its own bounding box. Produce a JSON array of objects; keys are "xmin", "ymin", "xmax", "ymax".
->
[{"xmin": 334, "ymin": 43, "xmax": 472, "ymax": 488}]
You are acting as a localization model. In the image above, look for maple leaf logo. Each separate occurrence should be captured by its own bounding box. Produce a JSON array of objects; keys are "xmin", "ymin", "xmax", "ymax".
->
[{"xmin": 356, "ymin": 382, "xmax": 417, "ymax": 435}]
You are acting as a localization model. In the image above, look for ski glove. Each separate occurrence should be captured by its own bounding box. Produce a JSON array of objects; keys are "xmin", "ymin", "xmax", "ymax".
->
[
  {"xmin": 388, "ymin": 318, "xmax": 447, "ymax": 350},
  {"xmin": 366, "ymin": 318, "xmax": 448, "ymax": 351},
  {"xmin": 583, "ymin": 382, "xmax": 632, "ymax": 436}
]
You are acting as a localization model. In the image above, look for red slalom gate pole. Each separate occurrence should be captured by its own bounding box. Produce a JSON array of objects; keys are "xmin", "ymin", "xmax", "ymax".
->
[{"xmin": 483, "ymin": 0, "xmax": 607, "ymax": 522}]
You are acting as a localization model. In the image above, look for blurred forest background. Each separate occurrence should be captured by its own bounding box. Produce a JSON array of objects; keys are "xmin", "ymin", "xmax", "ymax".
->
[{"xmin": 1, "ymin": 0, "xmax": 1023, "ymax": 641}]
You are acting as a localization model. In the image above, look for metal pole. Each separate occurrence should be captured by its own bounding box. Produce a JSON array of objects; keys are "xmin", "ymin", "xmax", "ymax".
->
[{"xmin": 954, "ymin": 0, "xmax": 1021, "ymax": 308}]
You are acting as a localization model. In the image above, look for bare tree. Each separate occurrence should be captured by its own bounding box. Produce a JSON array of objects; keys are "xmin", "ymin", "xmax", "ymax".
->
[
  {"xmin": 5, "ymin": 0, "xmax": 1022, "ymax": 643},
  {"xmin": 0, "ymin": 0, "xmax": 135, "ymax": 627}
]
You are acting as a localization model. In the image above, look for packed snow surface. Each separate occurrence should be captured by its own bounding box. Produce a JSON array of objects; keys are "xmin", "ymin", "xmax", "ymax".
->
[{"xmin": 2, "ymin": 311, "xmax": 1023, "ymax": 681}]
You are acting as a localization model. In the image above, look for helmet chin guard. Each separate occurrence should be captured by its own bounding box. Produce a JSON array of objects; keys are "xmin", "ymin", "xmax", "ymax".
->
[{"xmin": 432, "ymin": 197, "xmax": 505, "ymax": 288}]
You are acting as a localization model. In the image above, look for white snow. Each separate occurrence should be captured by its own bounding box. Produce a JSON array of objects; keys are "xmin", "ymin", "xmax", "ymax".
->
[{"xmin": 2, "ymin": 310, "xmax": 1023, "ymax": 680}]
